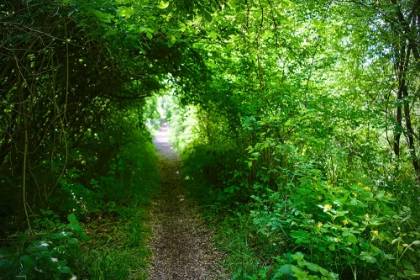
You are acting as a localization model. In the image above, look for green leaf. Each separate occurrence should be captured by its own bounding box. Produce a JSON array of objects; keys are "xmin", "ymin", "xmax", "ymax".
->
[
  {"xmin": 403, "ymin": 269, "xmax": 419, "ymax": 277},
  {"xmin": 375, "ymin": 190, "xmax": 385, "ymax": 199},
  {"xmin": 384, "ymin": 254, "xmax": 395, "ymax": 260},
  {"xmin": 292, "ymin": 252, "xmax": 305, "ymax": 261},
  {"xmin": 305, "ymin": 261, "xmax": 319, "ymax": 272},
  {"xmin": 291, "ymin": 265, "xmax": 308, "ymax": 278},
  {"xmin": 335, "ymin": 210, "xmax": 348, "ymax": 216},
  {"xmin": 60, "ymin": 266, "xmax": 72, "ymax": 274},
  {"xmin": 209, "ymin": 31, "xmax": 218, "ymax": 40},
  {"xmin": 20, "ymin": 255, "xmax": 34, "ymax": 268},
  {"xmin": 68, "ymin": 238, "xmax": 78, "ymax": 245},
  {"xmin": 347, "ymin": 233, "xmax": 358, "ymax": 244},
  {"xmin": 204, "ymin": 11, "xmax": 213, "ymax": 22},
  {"xmin": 0, "ymin": 259, "xmax": 11, "ymax": 269},
  {"xmin": 158, "ymin": 1, "xmax": 169, "ymax": 9},
  {"xmin": 50, "ymin": 232, "xmax": 64, "ymax": 239},
  {"xmin": 67, "ymin": 213, "xmax": 77, "ymax": 223},
  {"xmin": 117, "ymin": 6, "xmax": 134, "ymax": 18},
  {"xmin": 276, "ymin": 264, "xmax": 293, "ymax": 275},
  {"xmin": 319, "ymin": 267, "xmax": 329, "ymax": 276},
  {"xmin": 146, "ymin": 32, "xmax": 153, "ymax": 39},
  {"xmin": 360, "ymin": 251, "xmax": 377, "ymax": 263},
  {"xmin": 104, "ymin": 30, "xmax": 118, "ymax": 37},
  {"xmin": 89, "ymin": 9, "xmax": 115, "ymax": 23}
]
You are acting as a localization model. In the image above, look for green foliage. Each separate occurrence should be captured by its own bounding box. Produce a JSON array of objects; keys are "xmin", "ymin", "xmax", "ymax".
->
[
  {"xmin": 73, "ymin": 135, "xmax": 159, "ymax": 279},
  {"xmin": 0, "ymin": 124, "xmax": 159, "ymax": 278},
  {"xmin": 2, "ymin": 0, "xmax": 420, "ymax": 278},
  {"xmin": 167, "ymin": 1, "xmax": 420, "ymax": 278},
  {"xmin": 274, "ymin": 252, "xmax": 339, "ymax": 280},
  {"xmin": 75, "ymin": 202, "xmax": 155, "ymax": 280},
  {"xmin": 0, "ymin": 213, "xmax": 86, "ymax": 279},
  {"xmin": 210, "ymin": 210, "xmax": 278, "ymax": 280},
  {"xmin": 251, "ymin": 171, "xmax": 420, "ymax": 278},
  {"xmin": 0, "ymin": 0, "xmax": 211, "ymax": 228}
]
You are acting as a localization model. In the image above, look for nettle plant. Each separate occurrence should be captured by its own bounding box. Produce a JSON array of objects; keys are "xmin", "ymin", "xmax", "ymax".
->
[{"xmin": 251, "ymin": 174, "xmax": 420, "ymax": 279}]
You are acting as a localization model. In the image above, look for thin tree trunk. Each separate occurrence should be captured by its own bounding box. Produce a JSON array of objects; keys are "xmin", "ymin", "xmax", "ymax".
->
[{"xmin": 402, "ymin": 83, "xmax": 420, "ymax": 179}]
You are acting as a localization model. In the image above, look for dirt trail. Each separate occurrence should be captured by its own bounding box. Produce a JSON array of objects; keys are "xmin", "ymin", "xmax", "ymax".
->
[{"xmin": 147, "ymin": 121, "xmax": 224, "ymax": 280}]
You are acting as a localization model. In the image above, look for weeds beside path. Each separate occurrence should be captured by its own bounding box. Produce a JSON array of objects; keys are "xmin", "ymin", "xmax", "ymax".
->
[{"xmin": 147, "ymin": 121, "xmax": 224, "ymax": 280}]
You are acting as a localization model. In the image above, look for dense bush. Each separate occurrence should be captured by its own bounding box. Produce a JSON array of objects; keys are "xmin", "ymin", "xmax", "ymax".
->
[{"xmin": 166, "ymin": 1, "xmax": 420, "ymax": 274}]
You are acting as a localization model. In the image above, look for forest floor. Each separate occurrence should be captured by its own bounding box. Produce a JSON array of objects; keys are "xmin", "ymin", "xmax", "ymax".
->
[{"xmin": 147, "ymin": 121, "xmax": 225, "ymax": 280}]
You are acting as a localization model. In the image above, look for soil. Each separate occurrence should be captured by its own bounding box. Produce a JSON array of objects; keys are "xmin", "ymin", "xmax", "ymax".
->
[{"xmin": 147, "ymin": 121, "xmax": 225, "ymax": 280}]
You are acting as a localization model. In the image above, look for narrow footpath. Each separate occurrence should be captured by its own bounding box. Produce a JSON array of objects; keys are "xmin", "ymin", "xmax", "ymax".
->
[{"xmin": 147, "ymin": 121, "xmax": 224, "ymax": 280}]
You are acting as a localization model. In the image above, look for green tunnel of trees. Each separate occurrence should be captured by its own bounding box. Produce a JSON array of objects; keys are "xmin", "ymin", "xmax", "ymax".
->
[{"xmin": 1, "ymin": 0, "xmax": 420, "ymax": 279}]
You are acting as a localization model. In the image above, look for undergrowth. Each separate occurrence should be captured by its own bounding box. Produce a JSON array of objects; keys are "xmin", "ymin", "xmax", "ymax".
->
[
  {"xmin": 0, "ymin": 135, "xmax": 160, "ymax": 279},
  {"xmin": 175, "ymin": 101, "xmax": 420, "ymax": 280},
  {"xmin": 74, "ymin": 139, "xmax": 160, "ymax": 279},
  {"xmin": 182, "ymin": 140, "xmax": 420, "ymax": 280},
  {"xmin": 181, "ymin": 146, "xmax": 277, "ymax": 279}
]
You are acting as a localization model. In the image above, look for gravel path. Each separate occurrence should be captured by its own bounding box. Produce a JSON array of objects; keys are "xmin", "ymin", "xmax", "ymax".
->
[{"xmin": 147, "ymin": 121, "xmax": 224, "ymax": 280}]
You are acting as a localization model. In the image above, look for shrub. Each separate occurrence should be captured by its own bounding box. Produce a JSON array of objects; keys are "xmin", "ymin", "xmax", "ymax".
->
[
  {"xmin": 0, "ymin": 213, "xmax": 86, "ymax": 279},
  {"xmin": 251, "ymin": 174, "xmax": 420, "ymax": 279}
]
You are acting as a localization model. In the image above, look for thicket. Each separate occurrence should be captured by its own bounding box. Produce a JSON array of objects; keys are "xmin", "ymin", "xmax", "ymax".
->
[
  {"xmin": 165, "ymin": 0, "xmax": 420, "ymax": 279},
  {"xmin": 0, "ymin": 0, "xmax": 205, "ymax": 278}
]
